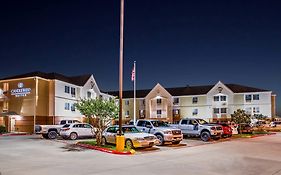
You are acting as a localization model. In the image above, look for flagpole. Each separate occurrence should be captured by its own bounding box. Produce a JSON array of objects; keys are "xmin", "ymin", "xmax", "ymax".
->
[{"xmin": 133, "ymin": 61, "xmax": 136, "ymax": 125}]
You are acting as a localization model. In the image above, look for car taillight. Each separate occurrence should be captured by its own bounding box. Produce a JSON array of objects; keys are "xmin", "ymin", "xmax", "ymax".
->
[{"xmin": 62, "ymin": 128, "xmax": 70, "ymax": 131}]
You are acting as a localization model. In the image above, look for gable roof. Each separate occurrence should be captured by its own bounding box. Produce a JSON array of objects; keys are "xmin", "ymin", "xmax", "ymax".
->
[
  {"xmin": 0, "ymin": 71, "xmax": 92, "ymax": 86},
  {"xmin": 107, "ymin": 84, "xmax": 270, "ymax": 98}
]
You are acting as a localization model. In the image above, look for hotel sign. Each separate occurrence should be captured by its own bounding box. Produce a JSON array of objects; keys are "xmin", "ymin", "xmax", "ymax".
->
[{"xmin": 11, "ymin": 82, "xmax": 31, "ymax": 97}]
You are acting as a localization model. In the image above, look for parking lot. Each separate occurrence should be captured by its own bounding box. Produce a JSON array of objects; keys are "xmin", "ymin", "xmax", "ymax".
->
[{"xmin": 1, "ymin": 134, "xmax": 281, "ymax": 175}]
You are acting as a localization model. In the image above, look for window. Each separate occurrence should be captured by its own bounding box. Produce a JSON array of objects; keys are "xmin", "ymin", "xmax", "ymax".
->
[
  {"xmin": 71, "ymin": 104, "xmax": 75, "ymax": 112},
  {"xmin": 136, "ymin": 120, "xmax": 146, "ymax": 127},
  {"xmin": 192, "ymin": 97, "xmax": 198, "ymax": 104},
  {"xmin": 245, "ymin": 107, "xmax": 252, "ymax": 114},
  {"xmin": 213, "ymin": 108, "xmax": 219, "ymax": 114},
  {"xmin": 157, "ymin": 99, "xmax": 161, "ymax": 104},
  {"xmin": 173, "ymin": 109, "xmax": 179, "ymax": 115},
  {"xmin": 71, "ymin": 87, "xmax": 76, "ymax": 97},
  {"xmin": 65, "ymin": 86, "xmax": 70, "ymax": 93},
  {"xmin": 125, "ymin": 100, "xmax": 129, "ymax": 105},
  {"xmin": 220, "ymin": 96, "xmax": 227, "ymax": 101},
  {"xmin": 142, "ymin": 99, "xmax": 145, "ymax": 105},
  {"xmin": 87, "ymin": 91, "xmax": 91, "ymax": 98},
  {"xmin": 214, "ymin": 96, "xmax": 220, "ymax": 101},
  {"xmin": 245, "ymin": 95, "xmax": 252, "ymax": 102},
  {"xmin": 253, "ymin": 94, "xmax": 259, "ymax": 100},
  {"xmin": 125, "ymin": 111, "xmax": 130, "ymax": 115},
  {"xmin": 64, "ymin": 103, "xmax": 70, "ymax": 110},
  {"xmin": 173, "ymin": 98, "xmax": 179, "ymax": 104},
  {"xmin": 192, "ymin": 109, "xmax": 198, "ymax": 116},
  {"xmin": 221, "ymin": 108, "xmax": 227, "ymax": 114},
  {"xmin": 60, "ymin": 120, "xmax": 66, "ymax": 125},
  {"xmin": 157, "ymin": 110, "xmax": 161, "ymax": 115},
  {"xmin": 253, "ymin": 107, "xmax": 260, "ymax": 113},
  {"xmin": 181, "ymin": 119, "xmax": 188, "ymax": 125}
]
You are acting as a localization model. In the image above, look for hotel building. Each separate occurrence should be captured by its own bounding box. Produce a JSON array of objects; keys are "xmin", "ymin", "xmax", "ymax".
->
[
  {"xmin": 108, "ymin": 81, "xmax": 276, "ymax": 123},
  {"xmin": 0, "ymin": 72, "xmax": 112, "ymax": 133}
]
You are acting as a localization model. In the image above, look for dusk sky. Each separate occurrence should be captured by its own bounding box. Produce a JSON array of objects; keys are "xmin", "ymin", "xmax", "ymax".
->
[{"xmin": 0, "ymin": 0, "xmax": 280, "ymax": 115}]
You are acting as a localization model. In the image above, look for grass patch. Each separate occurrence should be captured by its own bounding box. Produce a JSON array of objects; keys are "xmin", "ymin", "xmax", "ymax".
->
[
  {"xmin": 232, "ymin": 131, "xmax": 272, "ymax": 138},
  {"xmin": 78, "ymin": 140, "xmax": 131, "ymax": 152}
]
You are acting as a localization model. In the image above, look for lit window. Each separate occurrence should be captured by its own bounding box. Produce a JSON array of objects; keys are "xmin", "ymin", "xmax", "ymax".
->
[
  {"xmin": 192, "ymin": 97, "xmax": 198, "ymax": 104},
  {"xmin": 245, "ymin": 95, "xmax": 252, "ymax": 102},
  {"xmin": 192, "ymin": 109, "xmax": 198, "ymax": 115},
  {"xmin": 253, "ymin": 94, "xmax": 259, "ymax": 100}
]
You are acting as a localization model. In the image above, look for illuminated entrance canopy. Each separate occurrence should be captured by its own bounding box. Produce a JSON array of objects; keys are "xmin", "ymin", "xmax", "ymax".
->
[{"xmin": 10, "ymin": 82, "xmax": 31, "ymax": 97}]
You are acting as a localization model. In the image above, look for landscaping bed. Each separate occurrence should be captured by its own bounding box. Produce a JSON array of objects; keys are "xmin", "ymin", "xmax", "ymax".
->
[
  {"xmin": 232, "ymin": 131, "xmax": 276, "ymax": 138},
  {"xmin": 76, "ymin": 140, "xmax": 135, "ymax": 155}
]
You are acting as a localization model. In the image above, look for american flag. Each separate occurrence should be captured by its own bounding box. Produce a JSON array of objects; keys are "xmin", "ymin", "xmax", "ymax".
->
[{"xmin": 131, "ymin": 64, "xmax": 135, "ymax": 81}]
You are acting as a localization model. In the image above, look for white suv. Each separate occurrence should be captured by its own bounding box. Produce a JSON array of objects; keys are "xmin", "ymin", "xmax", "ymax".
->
[{"xmin": 60, "ymin": 123, "xmax": 96, "ymax": 140}]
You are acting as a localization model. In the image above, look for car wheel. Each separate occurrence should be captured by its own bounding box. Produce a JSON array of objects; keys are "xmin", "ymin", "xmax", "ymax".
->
[
  {"xmin": 173, "ymin": 141, "xmax": 181, "ymax": 144},
  {"xmin": 42, "ymin": 134, "xmax": 49, "ymax": 139},
  {"xmin": 125, "ymin": 139, "xmax": 134, "ymax": 149},
  {"xmin": 48, "ymin": 131, "xmax": 58, "ymax": 139},
  {"xmin": 156, "ymin": 134, "xmax": 164, "ymax": 146},
  {"xmin": 101, "ymin": 137, "xmax": 107, "ymax": 146},
  {"xmin": 70, "ymin": 132, "xmax": 78, "ymax": 140},
  {"xmin": 200, "ymin": 131, "xmax": 211, "ymax": 142}
]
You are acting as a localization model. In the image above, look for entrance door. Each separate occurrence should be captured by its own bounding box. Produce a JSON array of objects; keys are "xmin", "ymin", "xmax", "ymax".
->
[{"xmin": 10, "ymin": 117, "xmax": 16, "ymax": 132}]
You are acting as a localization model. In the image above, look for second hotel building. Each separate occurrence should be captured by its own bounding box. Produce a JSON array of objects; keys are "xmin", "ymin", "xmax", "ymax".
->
[{"xmin": 0, "ymin": 71, "xmax": 112, "ymax": 133}]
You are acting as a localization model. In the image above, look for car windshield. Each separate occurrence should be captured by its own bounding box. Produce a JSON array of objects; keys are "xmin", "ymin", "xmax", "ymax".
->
[
  {"xmin": 122, "ymin": 127, "xmax": 140, "ymax": 133},
  {"xmin": 62, "ymin": 124, "xmax": 70, "ymax": 128},
  {"xmin": 151, "ymin": 121, "xmax": 169, "ymax": 127},
  {"xmin": 196, "ymin": 119, "xmax": 208, "ymax": 125}
]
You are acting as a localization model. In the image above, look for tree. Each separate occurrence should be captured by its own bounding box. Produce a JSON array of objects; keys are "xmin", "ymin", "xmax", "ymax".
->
[
  {"xmin": 75, "ymin": 98, "xmax": 119, "ymax": 146},
  {"xmin": 231, "ymin": 109, "xmax": 251, "ymax": 133}
]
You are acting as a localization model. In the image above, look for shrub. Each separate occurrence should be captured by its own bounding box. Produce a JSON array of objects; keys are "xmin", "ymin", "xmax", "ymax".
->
[{"xmin": 0, "ymin": 125, "xmax": 6, "ymax": 134}]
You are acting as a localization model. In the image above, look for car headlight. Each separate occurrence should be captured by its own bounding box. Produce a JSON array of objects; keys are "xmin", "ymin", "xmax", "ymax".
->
[{"xmin": 164, "ymin": 130, "xmax": 172, "ymax": 134}]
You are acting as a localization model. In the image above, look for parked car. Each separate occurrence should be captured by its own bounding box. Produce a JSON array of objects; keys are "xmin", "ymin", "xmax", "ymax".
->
[
  {"xmin": 135, "ymin": 119, "xmax": 183, "ymax": 145},
  {"xmin": 102, "ymin": 125, "xmax": 159, "ymax": 149},
  {"xmin": 215, "ymin": 123, "xmax": 232, "ymax": 138},
  {"xmin": 36, "ymin": 120, "xmax": 81, "ymax": 139},
  {"xmin": 269, "ymin": 121, "xmax": 281, "ymax": 127},
  {"xmin": 60, "ymin": 123, "xmax": 96, "ymax": 140},
  {"xmin": 239, "ymin": 123, "xmax": 253, "ymax": 134},
  {"xmin": 171, "ymin": 118, "xmax": 223, "ymax": 142}
]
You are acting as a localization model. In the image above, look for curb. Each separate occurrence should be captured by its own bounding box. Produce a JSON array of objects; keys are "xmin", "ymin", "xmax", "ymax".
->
[
  {"xmin": 76, "ymin": 143, "xmax": 133, "ymax": 155},
  {"xmin": 0, "ymin": 133, "xmax": 32, "ymax": 137},
  {"xmin": 250, "ymin": 132, "xmax": 276, "ymax": 138}
]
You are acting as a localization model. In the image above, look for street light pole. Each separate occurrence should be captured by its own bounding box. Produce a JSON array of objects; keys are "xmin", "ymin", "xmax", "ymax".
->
[
  {"xmin": 119, "ymin": 0, "xmax": 124, "ymax": 136},
  {"xmin": 116, "ymin": 0, "xmax": 125, "ymax": 152}
]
